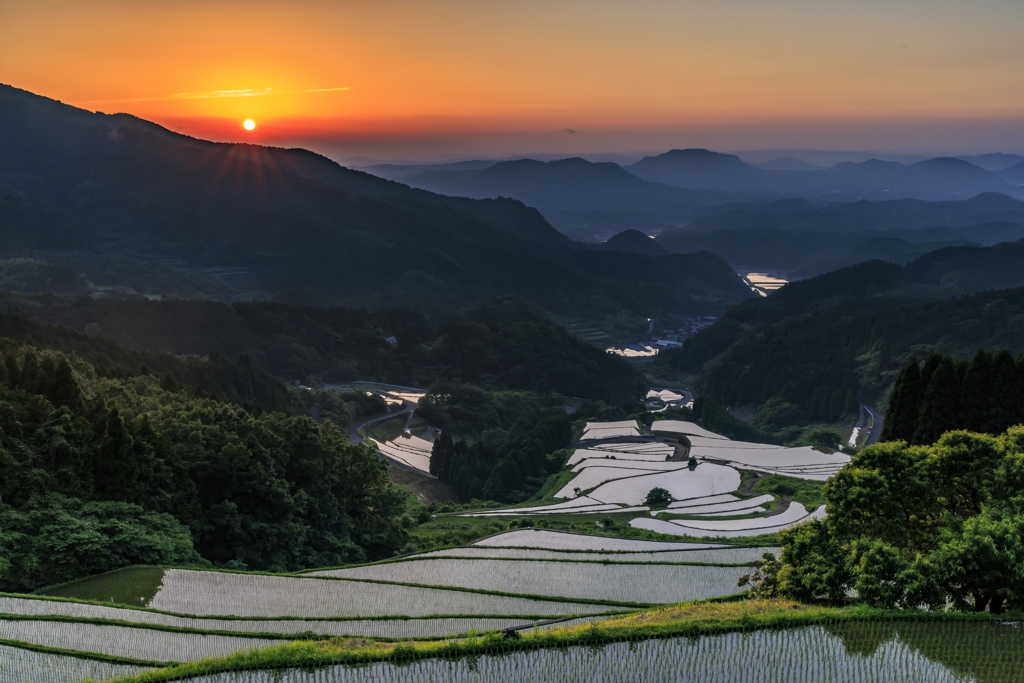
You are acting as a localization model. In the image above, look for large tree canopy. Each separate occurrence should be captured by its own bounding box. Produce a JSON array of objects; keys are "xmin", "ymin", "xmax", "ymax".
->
[{"xmin": 760, "ymin": 427, "xmax": 1024, "ymax": 613}]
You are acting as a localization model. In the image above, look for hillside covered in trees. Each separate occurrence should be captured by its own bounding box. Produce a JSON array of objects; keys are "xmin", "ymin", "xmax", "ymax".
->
[
  {"xmin": 0, "ymin": 344, "xmax": 408, "ymax": 593},
  {"xmin": 657, "ymin": 242, "xmax": 1024, "ymax": 424},
  {"xmin": 13, "ymin": 295, "xmax": 648, "ymax": 405}
]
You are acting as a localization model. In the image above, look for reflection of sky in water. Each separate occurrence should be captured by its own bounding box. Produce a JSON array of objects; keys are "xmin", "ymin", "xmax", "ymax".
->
[
  {"xmin": 190, "ymin": 623, "xmax": 1003, "ymax": 683},
  {"xmin": 607, "ymin": 345, "xmax": 658, "ymax": 357},
  {"xmin": 747, "ymin": 272, "xmax": 788, "ymax": 290}
]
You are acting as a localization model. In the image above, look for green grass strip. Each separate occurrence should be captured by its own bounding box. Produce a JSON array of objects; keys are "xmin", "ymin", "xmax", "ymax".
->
[{"xmin": 87, "ymin": 601, "xmax": 1024, "ymax": 683}]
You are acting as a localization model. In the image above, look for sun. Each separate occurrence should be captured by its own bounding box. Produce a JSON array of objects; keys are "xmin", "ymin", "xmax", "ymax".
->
[{"xmin": 242, "ymin": 119, "xmax": 256, "ymax": 131}]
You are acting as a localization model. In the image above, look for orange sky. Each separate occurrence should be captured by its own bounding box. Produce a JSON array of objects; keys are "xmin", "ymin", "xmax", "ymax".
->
[{"xmin": 3, "ymin": 0, "xmax": 1024, "ymax": 161}]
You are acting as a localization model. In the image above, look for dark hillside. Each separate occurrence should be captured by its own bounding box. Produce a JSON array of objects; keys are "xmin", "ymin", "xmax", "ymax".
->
[
  {"xmin": 0, "ymin": 84, "xmax": 750, "ymax": 315},
  {"xmin": 658, "ymin": 239, "xmax": 1024, "ymax": 422},
  {"xmin": 12, "ymin": 295, "xmax": 649, "ymax": 404},
  {"xmin": 596, "ymin": 229, "xmax": 667, "ymax": 255}
]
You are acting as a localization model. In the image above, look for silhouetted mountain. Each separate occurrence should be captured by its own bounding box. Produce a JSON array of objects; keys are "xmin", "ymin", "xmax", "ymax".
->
[
  {"xmin": 402, "ymin": 157, "xmax": 754, "ymax": 213},
  {"xmin": 751, "ymin": 156, "xmax": 822, "ymax": 171},
  {"xmin": 0, "ymin": 84, "xmax": 752, "ymax": 316},
  {"xmin": 958, "ymin": 153, "xmax": 1024, "ymax": 172},
  {"xmin": 626, "ymin": 149, "xmax": 766, "ymax": 190},
  {"xmin": 394, "ymin": 157, "xmax": 757, "ymax": 238},
  {"xmin": 625, "ymin": 149, "xmax": 1018, "ymax": 200},
  {"xmin": 596, "ymin": 229, "xmax": 666, "ymax": 255},
  {"xmin": 1000, "ymin": 160, "xmax": 1024, "ymax": 185}
]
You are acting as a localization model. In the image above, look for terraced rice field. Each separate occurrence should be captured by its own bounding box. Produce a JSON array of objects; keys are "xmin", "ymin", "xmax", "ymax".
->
[
  {"xmin": 416, "ymin": 546, "xmax": 777, "ymax": 564},
  {"xmin": 374, "ymin": 434, "xmax": 434, "ymax": 474},
  {"xmin": 0, "ymin": 644, "xmax": 151, "ymax": 683},
  {"xmin": 310, "ymin": 558, "xmax": 749, "ymax": 604},
  {"xmin": 473, "ymin": 529, "xmax": 725, "ymax": 551},
  {"xmin": 567, "ymin": 448, "xmax": 671, "ymax": 465},
  {"xmin": 581, "ymin": 420, "xmax": 640, "ymax": 440},
  {"xmin": 659, "ymin": 494, "xmax": 775, "ymax": 515},
  {"xmin": 582, "ymin": 463, "xmax": 741, "ymax": 505},
  {"xmin": 634, "ymin": 504, "xmax": 827, "ymax": 538},
  {"xmin": 179, "ymin": 621, "xmax": 1024, "ymax": 683},
  {"xmin": 0, "ymin": 619, "xmax": 276, "ymax": 663},
  {"xmin": 0, "ymin": 597, "xmax": 586, "ymax": 638},
  {"xmin": 146, "ymin": 570, "xmax": 618, "ymax": 617},
  {"xmin": 651, "ymin": 419, "xmax": 729, "ymax": 440}
]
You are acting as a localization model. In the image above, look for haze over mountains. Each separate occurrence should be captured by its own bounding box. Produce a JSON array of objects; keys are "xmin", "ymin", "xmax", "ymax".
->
[{"xmin": 369, "ymin": 149, "xmax": 1024, "ymax": 255}]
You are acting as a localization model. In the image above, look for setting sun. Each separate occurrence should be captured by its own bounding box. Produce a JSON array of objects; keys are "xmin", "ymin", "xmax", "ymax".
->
[{"xmin": 243, "ymin": 119, "xmax": 256, "ymax": 131}]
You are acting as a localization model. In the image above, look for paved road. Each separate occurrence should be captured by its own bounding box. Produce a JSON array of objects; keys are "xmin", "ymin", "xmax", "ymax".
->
[
  {"xmin": 648, "ymin": 386, "xmax": 694, "ymax": 409},
  {"xmin": 348, "ymin": 408, "xmax": 411, "ymax": 445},
  {"xmin": 862, "ymin": 403, "xmax": 885, "ymax": 446}
]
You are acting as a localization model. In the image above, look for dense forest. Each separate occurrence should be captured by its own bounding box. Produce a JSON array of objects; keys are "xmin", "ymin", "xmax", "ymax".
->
[
  {"xmin": 0, "ymin": 307, "xmax": 390, "ymax": 427},
  {"xmin": 657, "ymin": 244, "xmax": 1024, "ymax": 424},
  {"xmin": 756, "ymin": 426, "xmax": 1024, "ymax": 613},
  {"xmin": 429, "ymin": 408, "xmax": 573, "ymax": 502},
  {"xmin": 0, "ymin": 344, "xmax": 408, "ymax": 593},
  {"xmin": 16, "ymin": 295, "xmax": 648, "ymax": 406},
  {"xmin": 881, "ymin": 350, "xmax": 1024, "ymax": 444}
]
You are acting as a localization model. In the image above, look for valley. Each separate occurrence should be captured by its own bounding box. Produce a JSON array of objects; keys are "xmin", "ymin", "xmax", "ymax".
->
[{"xmin": 4, "ymin": 61, "xmax": 1024, "ymax": 680}]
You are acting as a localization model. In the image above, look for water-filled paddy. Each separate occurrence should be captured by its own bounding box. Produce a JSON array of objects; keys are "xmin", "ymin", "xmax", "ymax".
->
[{"xmin": 183, "ymin": 620, "xmax": 1024, "ymax": 683}]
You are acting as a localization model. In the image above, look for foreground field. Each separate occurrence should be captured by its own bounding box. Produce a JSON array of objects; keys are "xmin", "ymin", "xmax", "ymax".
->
[
  {"xmin": 4, "ymin": 547, "xmax": 1023, "ymax": 682},
  {"xmin": 26, "ymin": 601, "xmax": 1023, "ymax": 683},
  {"xmin": 0, "ymin": 530, "xmax": 777, "ymax": 681}
]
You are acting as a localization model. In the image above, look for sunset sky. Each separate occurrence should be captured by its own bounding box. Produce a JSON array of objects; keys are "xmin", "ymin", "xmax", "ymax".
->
[{"xmin": 2, "ymin": 0, "xmax": 1023, "ymax": 162}]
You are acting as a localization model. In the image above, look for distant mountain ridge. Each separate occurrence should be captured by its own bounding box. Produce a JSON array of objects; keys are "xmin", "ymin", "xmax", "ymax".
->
[
  {"xmin": 627, "ymin": 149, "xmax": 1018, "ymax": 200},
  {"xmin": 371, "ymin": 148, "xmax": 1023, "ymax": 242},
  {"xmin": 396, "ymin": 156, "xmax": 757, "ymax": 238}
]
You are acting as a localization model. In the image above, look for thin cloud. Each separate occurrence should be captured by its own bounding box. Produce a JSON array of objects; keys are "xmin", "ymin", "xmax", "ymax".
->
[{"xmin": 83, "ymin": 87, "xmax": 348, "ymax": 105}]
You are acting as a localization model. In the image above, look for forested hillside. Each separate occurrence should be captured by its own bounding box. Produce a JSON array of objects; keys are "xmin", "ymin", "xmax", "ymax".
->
[
  {"xmin": 0, "ymin": 344, "xmax": 408, "ymax": 593},
  {"xmin": 0, "ymin": 84, "xmax": 750, "ymax": 316},
  {"xmin": 14, "ymin": 295, "xmax": 648, "ymax": 405},
  {"xmin": 659, "ymin": 242, "xmax": 1024, "ymax": 422}
]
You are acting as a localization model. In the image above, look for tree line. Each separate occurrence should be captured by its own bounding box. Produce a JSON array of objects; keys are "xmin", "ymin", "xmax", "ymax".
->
[
  {"xmin": 429, "ymin": 408, "xmax": 572, "ymax": 503},
  {"xmin": 882, "ymin": 349, "xmax": 1024, "ymax": 444}
]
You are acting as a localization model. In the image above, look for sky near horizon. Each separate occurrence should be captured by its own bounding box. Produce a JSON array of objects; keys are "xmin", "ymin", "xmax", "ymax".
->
[{"xmin": 2, "ymin": 0, "xmax": 1024, "ymax": 162}]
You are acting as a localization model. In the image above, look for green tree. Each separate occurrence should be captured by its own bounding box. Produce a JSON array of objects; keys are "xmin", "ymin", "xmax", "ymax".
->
[
  {"xmin": 644, "ymin": 487, "xmax": 672, "ymax": 508},
  {"xmin": 881, "ymin": 359, "xmax": 921, "ymax": 442},
  {"xmin": 913, "ymin": 356, "xmax": 962, "ymax": 445}
]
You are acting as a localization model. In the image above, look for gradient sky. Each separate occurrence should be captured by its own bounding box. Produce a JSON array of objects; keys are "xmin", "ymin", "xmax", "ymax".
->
[{"xmin": 3, "ymin": 0, "xmax": 1024, "ymax": 162}]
